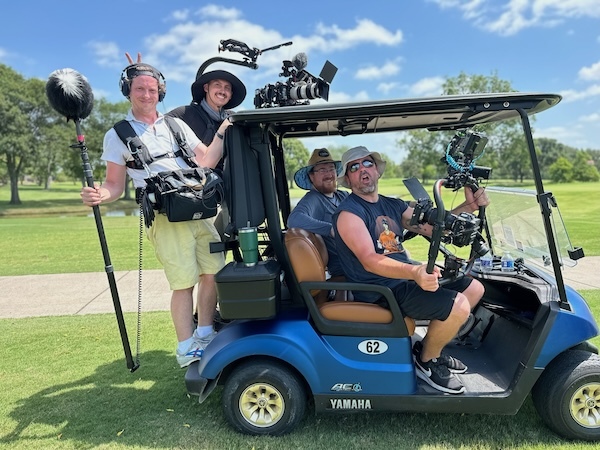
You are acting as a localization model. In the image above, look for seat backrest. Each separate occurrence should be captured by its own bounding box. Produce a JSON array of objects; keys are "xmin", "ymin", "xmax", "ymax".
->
[
  {"xmin": 285, "ymin": 228, "xmax": 328, "ymax": 304},
  {"xmin": 285, "ymin": 228, "xmax": 328, "ymax": 281},
  {"xmin": 284, "ymin": 227, "xmax": 415, "ymax": 335}
]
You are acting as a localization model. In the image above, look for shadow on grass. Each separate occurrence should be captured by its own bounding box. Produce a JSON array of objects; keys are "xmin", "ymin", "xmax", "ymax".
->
[
  {"xmin": 0, "ymin": 350, "xmax": 226, "ymax": 448},
  {"xmin": 0, "ymin": 348, "xmax": 587, "ymax": 449}
]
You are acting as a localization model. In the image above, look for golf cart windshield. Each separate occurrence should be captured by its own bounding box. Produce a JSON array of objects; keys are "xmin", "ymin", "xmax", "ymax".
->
[{"xmin": 484, "ymin": 187, "xmax": 578, "ymax": 273}]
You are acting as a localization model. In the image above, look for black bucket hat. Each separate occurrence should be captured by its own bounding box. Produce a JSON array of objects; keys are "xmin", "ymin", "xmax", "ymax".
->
[{"xmin": 191, "ymin": 70, "xmax": 246, "ymax": 109}]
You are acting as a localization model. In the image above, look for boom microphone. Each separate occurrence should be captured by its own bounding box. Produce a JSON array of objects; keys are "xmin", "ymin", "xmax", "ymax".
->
[
  {"xmin": 292, "ymin": 52, "xmax": 308, "ymax": 71},
  {"xmin": 45, "ymin": 67, "xmax": 138, "ymax": 372},
  {"xmin": 46, "ymin": 68, "xmax": 94, "ymax": 121}
]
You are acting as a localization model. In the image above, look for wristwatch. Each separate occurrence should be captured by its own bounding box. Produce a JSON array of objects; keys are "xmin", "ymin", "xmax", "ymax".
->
[{"xmin": 215, "ymin": 131, "xmax": 224, "ymax": 140}]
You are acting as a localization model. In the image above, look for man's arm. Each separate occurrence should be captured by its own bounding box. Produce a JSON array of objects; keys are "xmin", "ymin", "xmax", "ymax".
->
[
  {"xmin": 288, "ymin": 195, "xmax": 334, "ymax": 237},
  {"xmin": 80, "ymin": 162, "xmax": 127, "ymax": 206},
  {"xmin": 451, "ymin": 187, "xmax": 489, "ymax": 214},
  {"xmin": 337, "ymin": 210, "xmax": 440, "ymax": 291},
  {"xmin": 193, "ymin": 118, "xmax": 232, "ymax": 169}
]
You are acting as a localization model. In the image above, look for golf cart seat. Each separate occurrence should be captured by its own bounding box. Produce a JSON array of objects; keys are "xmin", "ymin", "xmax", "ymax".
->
[{"xmin": 285, "ymin": 227, "xmax": 415, "ymax": 336}]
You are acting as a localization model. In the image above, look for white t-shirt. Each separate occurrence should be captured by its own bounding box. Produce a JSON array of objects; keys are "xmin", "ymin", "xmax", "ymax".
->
[{"xmin": 102, "ymin": 110, "xmax": 202, "ymax": 188}]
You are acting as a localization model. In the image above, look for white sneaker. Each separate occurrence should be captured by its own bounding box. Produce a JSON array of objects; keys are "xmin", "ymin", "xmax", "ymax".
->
[{"xmin": 176, "ymin": 331, "xmax": 217, "ymax": 368}]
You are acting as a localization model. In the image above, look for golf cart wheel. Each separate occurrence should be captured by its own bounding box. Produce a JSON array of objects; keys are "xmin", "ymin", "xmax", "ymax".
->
[
  {"xmin": 532, "ymin": 349, "xmax": 600, "ymax": 441},
  {"xmin": 222, "ymin": 359, "xmax": 307, "ymax": 436}
]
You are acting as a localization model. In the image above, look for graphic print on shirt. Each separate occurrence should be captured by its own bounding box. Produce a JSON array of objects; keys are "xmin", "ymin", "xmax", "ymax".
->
[{"xmin": 376, "ymin": 216, "xmax": 405, "ymax": 254}]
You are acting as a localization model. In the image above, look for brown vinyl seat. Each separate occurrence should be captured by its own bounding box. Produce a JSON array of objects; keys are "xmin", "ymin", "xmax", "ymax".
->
[{"xmin": 284, "ymin": 227, "xmax": 415, "ymax": 335}]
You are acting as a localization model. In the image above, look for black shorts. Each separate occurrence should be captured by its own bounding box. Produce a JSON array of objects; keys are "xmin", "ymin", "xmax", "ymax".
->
[{"xmin": 390, "ymin": 277, "xmax": 473, "ymax": 321}]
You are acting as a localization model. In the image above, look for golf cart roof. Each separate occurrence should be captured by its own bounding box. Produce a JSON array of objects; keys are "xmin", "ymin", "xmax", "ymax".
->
[{"xmin": 231, "ymin": 92, "xmax": 561, "ymax": 138}]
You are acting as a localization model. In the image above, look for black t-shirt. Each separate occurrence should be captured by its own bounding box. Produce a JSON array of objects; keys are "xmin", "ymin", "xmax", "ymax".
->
[
  {"xmin": 333, "ymin": 193, "xmax": 410, "ymax": 302},
  {"xmin": 167, "ymin": 103, "xmax": 224, "ymax": 172}
]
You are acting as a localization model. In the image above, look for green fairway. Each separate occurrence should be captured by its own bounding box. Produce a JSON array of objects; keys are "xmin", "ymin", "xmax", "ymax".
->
[
  {"xmin": 1, "ymin": 306, "xmax": 599, "ymax": 450},
  {"xmin": 1, "ymin": 180, "xmax": 598, "ymax": 275},
  {"xmin": 1, "ymin": 182, "xmax": 600, "ymax": 448}
]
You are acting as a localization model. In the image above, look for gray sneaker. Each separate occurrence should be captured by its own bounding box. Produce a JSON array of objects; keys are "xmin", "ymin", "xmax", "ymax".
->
[
  {"xmin": 176, "ymin": 331, "xmax": 217, "ymax": 368},
  {"xmin": 414, "ymin": 352, "xmax": 465, "ymax": 395},
  {"xmin": 413, "ymin": 340, "xmax": 467, "ymax": 374}
]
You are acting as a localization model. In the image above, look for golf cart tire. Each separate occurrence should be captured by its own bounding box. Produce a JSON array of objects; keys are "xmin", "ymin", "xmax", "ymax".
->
[
  {"xmin": 222, "ymin": 359, "xmax": 307, "ymax": 436},
  {"xmin": 532, "ymin": 349, "xmax": 600, "ymax": 441}
]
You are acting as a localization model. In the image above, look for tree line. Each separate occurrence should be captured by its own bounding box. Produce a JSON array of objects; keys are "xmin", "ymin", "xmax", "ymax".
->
[{"xmin": 1, "ymin": 65, "xmax": 598, "ymax": 205}]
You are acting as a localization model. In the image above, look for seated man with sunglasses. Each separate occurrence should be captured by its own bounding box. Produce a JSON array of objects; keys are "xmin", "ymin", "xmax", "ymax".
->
[{"xmin": 333, "ymin": 146, "xmax": 489, "ymax": 395}]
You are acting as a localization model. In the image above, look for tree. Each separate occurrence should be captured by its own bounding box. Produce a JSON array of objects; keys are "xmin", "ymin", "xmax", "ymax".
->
[
  {"xmin": 397, "ymin": 72, "xmax": 527, "ymax": 184},
  {"xmin": 324, "ymin": 144, "xmax": 350, "ymax": 162},
  {"xmin": 572, "ymin": 151, "xmax": 600, "ymax": 182},
  {"xmin": 282, "ymin": 138, "xmax": 310, "ymax": 188},
  {"xmin": 548, "ymin": 157, "xmax": 573, "ymax": 182},
  {"xmin": 535, "ymin": 137, "xmax": 578, "ymax": 179},
  {"xmin": 0, "ymin": 65, "xmax": 50, "ymax": 204},
  {"xmin": 397, "ymin": 128, "xmax": 445, "ymax": 183}
]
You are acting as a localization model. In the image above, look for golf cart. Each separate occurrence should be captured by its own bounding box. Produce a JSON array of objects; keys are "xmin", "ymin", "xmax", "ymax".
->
[
  {"xmin": 182, "ymin": 90, "xmax": 600, "ymax": 440},
  {"xmin": 161, "ymin": 39, "xmax": 600, "ymax": 439}
]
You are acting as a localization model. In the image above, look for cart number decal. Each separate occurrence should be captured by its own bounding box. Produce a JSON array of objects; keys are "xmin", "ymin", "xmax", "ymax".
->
[{"xmin": 358, "ymin": 340, "xmax": 388, "ymax": 355}]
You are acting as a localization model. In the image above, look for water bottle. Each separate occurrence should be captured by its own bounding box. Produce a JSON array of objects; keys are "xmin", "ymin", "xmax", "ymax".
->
[
  {"xmin": 501, "ymin": 251, "xmax": 515, "ymax": 273},
  {"xmin": 480, "ymin": 252, "xmax": 493, "ymax": 273}
]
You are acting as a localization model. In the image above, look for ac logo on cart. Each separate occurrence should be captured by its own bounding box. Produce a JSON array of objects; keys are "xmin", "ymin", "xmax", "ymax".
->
[
  {"xmin": 358, "ymin": 339, "xmax": 388, "ymax": 355},
  {"xmin": 329, "ymin": 398, "xmax": 372, "ymax": 410},
  {"xmin": 331, "ymin": 383, "xmax": 362, "ymax": 392}
]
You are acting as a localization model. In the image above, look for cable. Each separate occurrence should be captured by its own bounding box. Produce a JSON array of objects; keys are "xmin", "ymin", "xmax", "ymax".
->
[{"xmin": 134, "ymin": 201, "xmax": 143, "ymax": 367}]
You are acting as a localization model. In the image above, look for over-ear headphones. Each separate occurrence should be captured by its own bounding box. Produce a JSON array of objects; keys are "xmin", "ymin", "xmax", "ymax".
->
[{"xmin": 119, "ymin": 63, "xmax": 166, "ymax": 102}]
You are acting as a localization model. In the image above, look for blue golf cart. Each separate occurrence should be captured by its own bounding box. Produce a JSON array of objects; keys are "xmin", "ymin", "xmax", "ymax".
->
[{"xmin": 184, "ymin": 91, "xmax": 600, "ymax": 441}]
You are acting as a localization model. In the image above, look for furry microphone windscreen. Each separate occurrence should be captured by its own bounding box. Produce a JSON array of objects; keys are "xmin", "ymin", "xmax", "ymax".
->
[{"xmin": 46, "ymin": 68, "xmax": 94, "ymax": 121}]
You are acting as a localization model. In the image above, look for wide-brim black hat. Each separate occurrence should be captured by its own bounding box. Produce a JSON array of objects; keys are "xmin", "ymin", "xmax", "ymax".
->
[{"xmin": 191, "ymin": 70, "xmax": 246, "ymax": 109}]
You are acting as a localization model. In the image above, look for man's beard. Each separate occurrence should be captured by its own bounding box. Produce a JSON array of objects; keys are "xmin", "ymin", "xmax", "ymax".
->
[{"xmin": 357, "ymin": 184, "xmax": 376, "ymax": 195}]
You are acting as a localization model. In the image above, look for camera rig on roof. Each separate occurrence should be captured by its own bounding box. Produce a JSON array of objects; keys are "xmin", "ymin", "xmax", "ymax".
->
[{"xmin": 196, "ymin": 38, "xmax": 338, "ymax": 109}]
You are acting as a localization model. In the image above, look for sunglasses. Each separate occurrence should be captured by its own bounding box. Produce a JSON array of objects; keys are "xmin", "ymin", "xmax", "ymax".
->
[{"xmin": 348, "ymin": 159, "xmax": 375, "ymax": 173}]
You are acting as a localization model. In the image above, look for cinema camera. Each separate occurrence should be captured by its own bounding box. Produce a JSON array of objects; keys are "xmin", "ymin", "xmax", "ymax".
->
[
  {"xmin": 408, "ymin": 129, "xmax": 491, "ymax": 254},
  {"xmin": 443, "ymin": 129, "xmax": 492, "ymax": 190},
  {"xmin": 254, "ymin": 53, "xmax": 338, "ymax": 108}
]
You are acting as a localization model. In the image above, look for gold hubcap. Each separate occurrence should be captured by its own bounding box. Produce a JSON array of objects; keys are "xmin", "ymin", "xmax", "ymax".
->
[
  {"xmin": 569, "ymin": 382, "xmax": 600, "ymax": 428},
  {"xmin": 239, "ymin": 382, "xmax": 284, "ymax": 428}
]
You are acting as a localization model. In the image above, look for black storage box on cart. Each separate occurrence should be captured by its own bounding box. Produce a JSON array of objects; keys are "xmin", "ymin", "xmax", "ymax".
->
[{"xmin": 216, "ymin": 260, "xmax": 281, "ymax": 320}]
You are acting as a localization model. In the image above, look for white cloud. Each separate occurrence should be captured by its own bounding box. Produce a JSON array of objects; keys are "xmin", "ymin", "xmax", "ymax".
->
[
  {"xmin": 580, "ymin": 112, "xmax": 600, "ymax": 122},
  {"xmin": 378, "ymin": 82, "xmax": 400, "ymax": 94},
  {"xmin": 87, "ymin": 41, "xmax": 121, "ymax": 68},
  {"xmin": 579, "ymin": 61, "xmax": 600, "ymax": 81},
  {"xmin": 89, "ymin": 8, "xmax": 405, "ymax": 89},
  {"xmin": 315, "ymin": 19, "xmax": 403, "ymax": 50},
  {"xmin": 430, "ymin": 0, "xmax": 600, "ymax": 36},
  {"xmin": 198, "ymin": 4, "xmax": 243, "ymax": 20},
  {"xmin": 409, "ymin": 76, "xmax": 445, "ymax": 97},
  {"xmin": 328, "ymin": 90, "xmax": 370, "ymax": 104},
  {"xmin": 535, "ymin": 124, "xmax": 592, "ymax": 148},
  {"xmin": 169, "ymin": 9, "xmax": 190, "ymax": 21},
  {"xmin": 559, "ymin": 84, "xmax": 600, "ymax": 102},
  {"xmin": 355, "ymin": 59, "xmax": 401, "ymax": 80}
]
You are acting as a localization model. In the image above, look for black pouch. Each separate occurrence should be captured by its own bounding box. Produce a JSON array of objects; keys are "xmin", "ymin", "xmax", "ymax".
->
[{"xmin": 144, "ymin": 168, "xmax": 224, "ymax": 224}]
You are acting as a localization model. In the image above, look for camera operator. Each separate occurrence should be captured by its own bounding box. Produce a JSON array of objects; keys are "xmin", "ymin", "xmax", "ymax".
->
[{"xmin": 333, "ymin": 146, "xmax": 489, "ymax": 395}]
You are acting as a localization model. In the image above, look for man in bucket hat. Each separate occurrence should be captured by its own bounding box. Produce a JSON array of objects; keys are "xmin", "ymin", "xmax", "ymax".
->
[
  {"xmin": 333, "ymin": 146, "xmax": 489, "ymax": 395},
  {"xmin": 169, "ymin": 69, "xmax": 246, "ymax": 148},
  {"xmin": 288, "ymin": 148, "xmax": 349, "ymax": 278}
]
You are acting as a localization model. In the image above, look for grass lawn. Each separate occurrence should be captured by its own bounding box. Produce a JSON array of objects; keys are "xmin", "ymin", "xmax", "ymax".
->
[
  {"xmin": 1, "ymin": 180, "xmax": 599, "ymax": 275},
  {"xmin": 1, "ymin": 181, "xmax": 600, "ymax": 449},
  {"xmin": 1, "ymin": 308, "xmax": 600, "ymax": 450}
]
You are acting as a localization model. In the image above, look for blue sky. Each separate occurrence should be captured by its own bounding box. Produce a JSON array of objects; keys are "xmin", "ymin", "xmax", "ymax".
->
[{"xmin": 3, "ymin": 0, "xmax": 599, "ymax": 162}]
